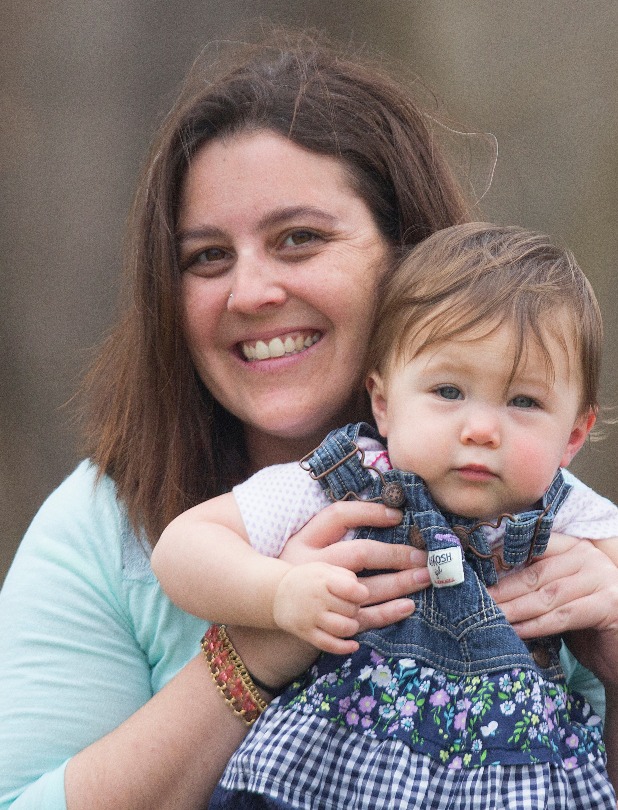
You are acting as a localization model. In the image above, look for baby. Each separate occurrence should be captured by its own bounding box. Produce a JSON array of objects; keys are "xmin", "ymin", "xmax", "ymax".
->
[{"xmin": 153, "ymin": 223, "xmax": 618, "ymax": 808}]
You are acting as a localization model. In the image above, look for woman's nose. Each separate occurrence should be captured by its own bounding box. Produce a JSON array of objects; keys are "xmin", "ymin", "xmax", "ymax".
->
[
  {"xmin": 460, "ymin": 407, "xmax": 501, "ymax": 447},
  {"xmin": 226, "ymin": 252, "xmax": 287, "ymax": 313}
]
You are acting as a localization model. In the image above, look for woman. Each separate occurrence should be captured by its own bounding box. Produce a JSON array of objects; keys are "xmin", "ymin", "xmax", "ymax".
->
[{"xmin": 1, "ymin": 31, "xmax": 617, "ymax": 809}]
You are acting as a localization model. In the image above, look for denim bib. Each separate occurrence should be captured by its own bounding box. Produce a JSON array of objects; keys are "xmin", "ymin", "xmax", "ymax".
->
[{"xmin": 302, "ymin": 422, "xmax": 572, "ymax": 680}]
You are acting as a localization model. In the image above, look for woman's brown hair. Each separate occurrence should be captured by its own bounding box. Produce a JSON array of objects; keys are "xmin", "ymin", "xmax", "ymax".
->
[{"xmin": 81, "ymin": 30, "xmax": 472, "ymax": 545}]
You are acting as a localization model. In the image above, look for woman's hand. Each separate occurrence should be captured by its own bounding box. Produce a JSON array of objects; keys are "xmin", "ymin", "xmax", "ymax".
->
[
  {"xmin": 488, "ymin": 533, "xmax": 618, "ymax": 686},
  {"xmin": 490, "ymin": 532, "xmax": 618, "ymax": 792},
  {"xmin": 231, "ymin": 500, "xmax": 431, "ymax": 691},
  {"xmin": 280, "ymin": 499, "xmax": 431, "ymax": 631}
]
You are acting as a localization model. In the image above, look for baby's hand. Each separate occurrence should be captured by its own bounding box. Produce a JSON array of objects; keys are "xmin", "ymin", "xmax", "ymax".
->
[{"xmin": 273, "ymin": 562, "xmax": 370, "ymax": 655}]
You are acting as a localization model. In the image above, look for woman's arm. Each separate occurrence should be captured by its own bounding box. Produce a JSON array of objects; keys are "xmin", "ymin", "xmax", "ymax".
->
[
  {"xmin": 67, "ymin": 625, "xmax": 330, "ymax": 809},
  {"xmin": 0, "ymin": 469, "xmax": 243, "ymax": 810},
  {"xmin": 65, "ymin": 655, "xmax": 246, "ymax": 809},
  {"xmin": 67, "ymin": 499, "xmax": 429, "ymax": 809}
]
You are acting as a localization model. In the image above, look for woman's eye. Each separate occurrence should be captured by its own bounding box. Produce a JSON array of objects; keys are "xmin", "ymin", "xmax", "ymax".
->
[
  {"xmin": 194, "ymin": 247, "xmax": 228, "ymax": 263},
  {"xmin": 436, "ymin": 385, "xmax": 462, "ymax": 401},
  {"xmin": 281, "ymin": 230, "xmax": 320, "ymax": 248},
  {"xmin": 510, "ymin": 395, "xmax": 538, "ymax": 409},
  {"xmin": 181, "ymin": 246, "xmax": 231, "ymax": 274}
]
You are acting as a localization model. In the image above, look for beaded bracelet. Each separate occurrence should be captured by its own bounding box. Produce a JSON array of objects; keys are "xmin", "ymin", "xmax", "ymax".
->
[{"xmin": 201, "ymin": 624, "xmax": 268, "ymax": 726}]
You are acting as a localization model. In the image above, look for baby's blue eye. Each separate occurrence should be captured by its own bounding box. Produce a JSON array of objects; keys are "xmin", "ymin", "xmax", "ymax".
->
[
  {"xmin": 511, "ymin": 395, "xmax": 538, "ymax": 409},
  {"xmin": 436, "ymin": 385, "xmax": 462, "ymax": 400}
]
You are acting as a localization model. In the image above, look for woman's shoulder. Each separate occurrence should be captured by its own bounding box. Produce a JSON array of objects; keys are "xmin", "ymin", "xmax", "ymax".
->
[
  {"xmin": 2, "ymin": 461, "xmax": 132, "ymax": 610},
  {"xmin": 2, "ymin": 460, "xmax": 202, "ymax": 691},
  {"xmin": 16, "ymin": 460, "xmax": 128, "ymax": 571},
  {"xmin": 37, "ymin": 458, "xmax": 121, "ymax": 519}
]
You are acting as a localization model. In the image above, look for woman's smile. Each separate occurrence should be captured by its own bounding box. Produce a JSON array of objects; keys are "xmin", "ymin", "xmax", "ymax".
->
[{"xmin": 238, "ymin": 331, "xmax": 322, "ymax": 362}]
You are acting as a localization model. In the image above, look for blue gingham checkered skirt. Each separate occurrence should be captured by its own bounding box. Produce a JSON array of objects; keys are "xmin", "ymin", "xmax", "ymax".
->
[{"xmin": 210, "ymin": 706, "xmax": 616, "ymax": 809}]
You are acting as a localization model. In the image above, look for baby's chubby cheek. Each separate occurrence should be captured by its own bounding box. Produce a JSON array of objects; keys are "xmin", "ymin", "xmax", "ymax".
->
[{"xmin": 507, "ymin": 445, "xmax": 561, "ymax": 500}]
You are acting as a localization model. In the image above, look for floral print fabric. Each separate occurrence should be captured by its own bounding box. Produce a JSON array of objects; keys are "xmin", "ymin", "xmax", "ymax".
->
[{"xmin": 282, "ymin": 646, "xmax": 605, "ymax": 770}]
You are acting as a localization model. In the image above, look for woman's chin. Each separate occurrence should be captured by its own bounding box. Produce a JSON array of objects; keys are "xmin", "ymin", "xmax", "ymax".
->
[{"xmin": 244, "ymin": 415, "xmax": 343, "ymax": 467}]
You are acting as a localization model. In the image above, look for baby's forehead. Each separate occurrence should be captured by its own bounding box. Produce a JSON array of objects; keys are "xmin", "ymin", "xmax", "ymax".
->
[{"xmin": 393, "ymin": 313, "xmax": 580, "ymax": 380}]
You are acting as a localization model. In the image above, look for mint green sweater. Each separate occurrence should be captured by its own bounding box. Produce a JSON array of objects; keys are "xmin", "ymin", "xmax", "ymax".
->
[{"xmin": 0, "ymin": 462, "xmax": 204, "ymax": 808}]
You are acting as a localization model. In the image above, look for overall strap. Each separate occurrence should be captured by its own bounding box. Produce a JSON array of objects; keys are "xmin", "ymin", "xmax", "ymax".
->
[
  {"xmin": 447, "ymin": 470, "xmax": 572, "ymax": 585},
  {"xmin": 300, "ymin": 422, "xmax": 387, "ymax": 501},
  {"xmin": 301, "ymin": 423, "xmax": 571, "ymax": 588},
  {"xmin": 501, "ymin": 470, "xmax": 572, "ymax": 565}
]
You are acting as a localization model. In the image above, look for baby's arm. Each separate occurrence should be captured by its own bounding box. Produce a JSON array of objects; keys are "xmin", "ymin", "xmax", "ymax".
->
[
  {"xmin": 151, "ymin": 494, "xmax": 369, "ymax": 655},
  {"xmin": 555, "ymin": 472, "xmax": 618, "ymax": 565}
]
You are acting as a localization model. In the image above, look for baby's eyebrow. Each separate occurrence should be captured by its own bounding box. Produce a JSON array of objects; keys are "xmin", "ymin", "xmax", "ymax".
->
[{"xmin": 416, "ymin": 355, "xmax": 462, "ymax": 374}]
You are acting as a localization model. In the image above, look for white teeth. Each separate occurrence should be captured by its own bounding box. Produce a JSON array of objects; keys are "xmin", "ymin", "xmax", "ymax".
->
[
  {"xmin": 255, "ymin": 341, "xmax": 270, "ymax": 360},
  {"xmin": 241, "ymin": 332, "xmax": 321, "ymax": 361},
  {"xmin": 269, "ymin": 337, "xmax": 286, "ymax": 357}
]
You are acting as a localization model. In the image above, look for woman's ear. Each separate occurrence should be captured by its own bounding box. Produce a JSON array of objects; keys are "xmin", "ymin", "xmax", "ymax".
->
[
  {"xmin": 560, "ymin": 408, "xmax": 597, "ymax": 467},
  {"xmin": 366, "ymin": 371, "xmax": 389, "ymax": 438}
]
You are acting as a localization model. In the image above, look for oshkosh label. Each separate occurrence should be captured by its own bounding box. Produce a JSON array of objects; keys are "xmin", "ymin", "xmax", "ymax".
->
[{"xmin": 428, "ymin": 545, "xmax": 464, "ymax": 588}]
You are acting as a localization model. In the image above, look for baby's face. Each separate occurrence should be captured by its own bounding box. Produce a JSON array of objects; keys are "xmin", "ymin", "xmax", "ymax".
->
[{"xmin": 368, "ymin": 321, "xmax": 593, "ymax": 519}]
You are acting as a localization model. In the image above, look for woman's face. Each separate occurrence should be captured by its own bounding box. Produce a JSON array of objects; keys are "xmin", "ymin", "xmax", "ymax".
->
[{"xmin": 178, "ymin": 130, "xmax": 392, "ymax": 467}]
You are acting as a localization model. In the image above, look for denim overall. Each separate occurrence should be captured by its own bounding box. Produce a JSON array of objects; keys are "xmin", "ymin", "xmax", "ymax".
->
[
  {"xmin": 210, "ymin": 423, "xmax": 614, "ymax": 810},
  {"xmin": 305, "ymin": 422, "xmax": 569, "ymax": 681}
]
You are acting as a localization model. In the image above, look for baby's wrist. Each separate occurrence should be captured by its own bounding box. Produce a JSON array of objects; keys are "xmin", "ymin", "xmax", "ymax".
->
[
  {"xmin": 271, "ymin": 564, "xmax": 300, "ymax": 629},
  {"xmin": 229, "ymin": 625, "xmax": 318, "ymax": 689}
]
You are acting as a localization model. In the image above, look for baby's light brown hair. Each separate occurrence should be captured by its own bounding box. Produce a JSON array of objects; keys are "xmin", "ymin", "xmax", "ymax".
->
[{"xmin": 367, "ymin": 223, "xmax": 602, "ymax": 415}]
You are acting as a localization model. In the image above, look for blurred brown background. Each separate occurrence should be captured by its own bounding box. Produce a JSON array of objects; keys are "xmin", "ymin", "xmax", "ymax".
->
[{"xmin": 1, "ymin": 0, "xmax": 617, "ymax": 583}]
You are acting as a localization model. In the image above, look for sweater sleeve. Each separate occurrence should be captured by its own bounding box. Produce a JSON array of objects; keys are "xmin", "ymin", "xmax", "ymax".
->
[{"xmin": 0, "ymin": 462, "xmax": 153, "ymax": 809}]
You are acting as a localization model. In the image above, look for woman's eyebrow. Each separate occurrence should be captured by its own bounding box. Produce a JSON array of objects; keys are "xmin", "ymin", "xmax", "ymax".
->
[
  {"xmin": 258, "ymin": 206, "xmax": 340, "ymax": 229},
  {"xmin": 177, "ymin": 206, "xmax": 340, "ymax": 243},
  {"xmin": 177, "ymin": 225, "xmax": 226, "ymax": 244}
]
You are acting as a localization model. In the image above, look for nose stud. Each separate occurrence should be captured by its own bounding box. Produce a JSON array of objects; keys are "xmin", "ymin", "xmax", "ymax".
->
[{"xmin": 228, "ymin": 293, "xmax": 233, "ymax": 301}]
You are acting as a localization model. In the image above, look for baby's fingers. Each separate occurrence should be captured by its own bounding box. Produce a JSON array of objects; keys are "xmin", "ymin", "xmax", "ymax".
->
[
  {"xmin": 328, "ymin": 571, "xmax": 370, "ymax": 606},
  {"xmin": 319, "ymin": 610, "xmax": 361, "ymax": 639},
  {"xmin": 310, "ymin": 627, "xmax": 360, "ymax": 656},
  {"xmin": 323, "ymin": 592, "xmax": 365, "ymax": 620}
]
